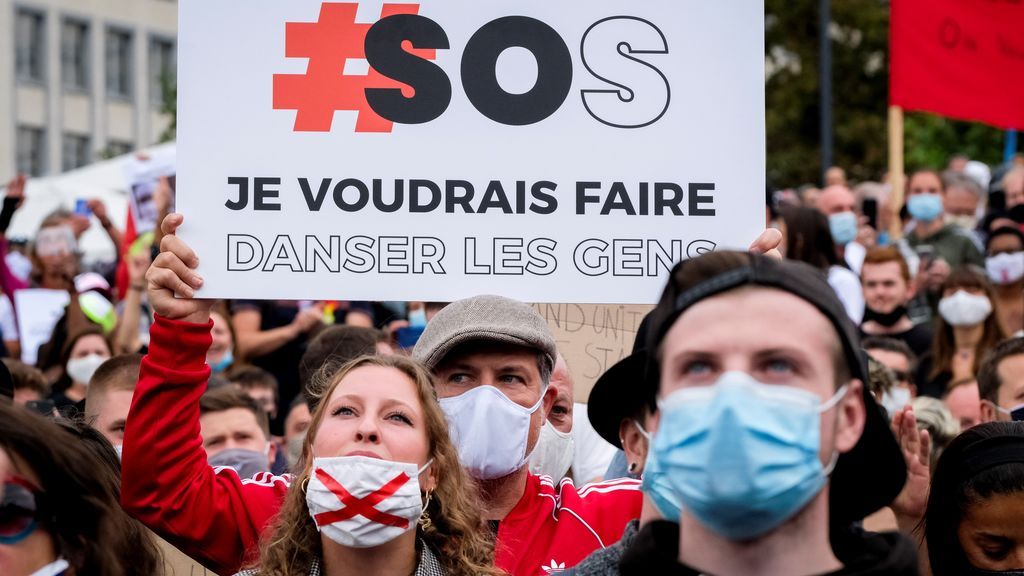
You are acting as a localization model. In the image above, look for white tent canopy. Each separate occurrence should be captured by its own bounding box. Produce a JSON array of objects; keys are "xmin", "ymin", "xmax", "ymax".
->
[{"xmin": 5, "ymin": 143, "xmax": 176, "ymax": 265}]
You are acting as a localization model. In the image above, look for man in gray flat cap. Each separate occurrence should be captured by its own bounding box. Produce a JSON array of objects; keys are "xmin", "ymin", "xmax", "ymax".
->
[{"xmin": 412, "ymin": 295, "xmax": 641, "ymax": 576}]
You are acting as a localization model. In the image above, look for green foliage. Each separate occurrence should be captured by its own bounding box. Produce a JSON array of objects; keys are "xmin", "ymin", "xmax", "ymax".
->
[
  {"xmin": 904, "ymin": 113, "xmax": 1005, "ymax": 171},
  {"xmin": 158, "ymin": 70, "xmax": 177, "ymax": 143},
  {"xmin": 765, "ymin": 0, "xmax": 1008, "ymax": 187}
]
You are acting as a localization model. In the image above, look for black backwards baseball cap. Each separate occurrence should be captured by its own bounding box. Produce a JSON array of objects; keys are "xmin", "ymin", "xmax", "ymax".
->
[
  {"xmin": 591, "ymin": 250, "xmax": 906, "ymax": 527},
  {"xmin": 588, "ymin": 316, "xmax": 653, "ymax": 450}
]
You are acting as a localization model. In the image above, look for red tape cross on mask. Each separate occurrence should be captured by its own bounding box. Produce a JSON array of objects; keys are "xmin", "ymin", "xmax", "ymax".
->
[{"xmin": 312, "ymin": 467, "xmax": 412, "ymax": 529}]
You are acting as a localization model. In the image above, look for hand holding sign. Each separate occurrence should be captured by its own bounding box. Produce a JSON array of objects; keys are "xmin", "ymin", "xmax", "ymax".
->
[
  {"xmin": 146, "ymin": 214, "xmax": 212, "ymax": 324},
  {"xmin": 748, "ymin": 228, "xmax": 783, "ymax": 260}
]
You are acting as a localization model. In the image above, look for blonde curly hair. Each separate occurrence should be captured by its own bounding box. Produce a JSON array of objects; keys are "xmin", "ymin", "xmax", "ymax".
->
[{"xmin": 250, "ymin": 354, "xmax": 502, "ymax": 576}]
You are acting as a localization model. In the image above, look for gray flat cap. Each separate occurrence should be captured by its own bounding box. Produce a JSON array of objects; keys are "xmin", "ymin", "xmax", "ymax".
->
[{"xmin": 412, "ymin": 294, "xmax": 557, "ymax": 370}]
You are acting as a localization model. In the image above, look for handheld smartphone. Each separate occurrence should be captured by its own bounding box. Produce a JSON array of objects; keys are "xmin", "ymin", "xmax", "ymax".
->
[
  {"xmin": 74, "ymin": 198, "xmax": 91, "ymax": 217},
  {"xmin": 862, "ymin": 198, "xmax": 878, "ymax": 230},
  {"xmin": 915, "ymin": 245, "xmax": 936, "ymax": 271}
]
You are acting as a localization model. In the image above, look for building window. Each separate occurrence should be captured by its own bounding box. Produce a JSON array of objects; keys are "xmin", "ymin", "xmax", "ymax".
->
[
  {"xmin": 149, "ymin": 37, "xmax": 176, "ymax": 107},
  {"xmin": 15, "ymin": 9, "xmax": 46, "ymax": 83},
  {"xmin": 62, "ymin": 134, "xmax": 91, "ymax": 172},
  {"xmin": 62, "ymin": 19, "xmax": 90, "ymax": 90},
  {"xmin": 16, "ymin": 127, "xmax": 46, "ymax": 176},
  {"xmin": 105, "ymin": 140, "xmax": 134, "ymax": 158},
  {"xmin": 106, "ymin": 28, "xmax": 133, "ymax": 99}
]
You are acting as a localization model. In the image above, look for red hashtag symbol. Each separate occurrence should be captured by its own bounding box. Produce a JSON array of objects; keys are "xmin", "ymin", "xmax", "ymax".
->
[{"xmin": 273, "ymin": 2, "xmax": 436, "ymax": 133}]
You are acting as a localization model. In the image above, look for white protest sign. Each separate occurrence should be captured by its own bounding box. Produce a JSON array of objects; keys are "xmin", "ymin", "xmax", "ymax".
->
[
  {"xmin": 178, "ymin": 0, "xmax": 765, "ymax": 304},
  {"xmin": 124, "ymin": 150, "xmax": 176, "ymax": 234},
  {"xmin": 14, "ymin": 289, "xmax": 71, "ymax": 365}
]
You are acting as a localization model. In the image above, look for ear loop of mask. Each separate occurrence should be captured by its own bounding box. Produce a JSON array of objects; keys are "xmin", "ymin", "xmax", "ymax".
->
[
  {"xmin": 521, "ymin": 387, "xmax": 550, "ymax": 463},
  {"xmin": 633, "ymin": 419, "xmax": 651, "ymax": 442},
  {"xmin": 416, "ymin": 459, "xmax": 434, "ymax": 517},
  {"xmin": 821, "ymin": 385, "xmax": 850, "ymax": 476}
]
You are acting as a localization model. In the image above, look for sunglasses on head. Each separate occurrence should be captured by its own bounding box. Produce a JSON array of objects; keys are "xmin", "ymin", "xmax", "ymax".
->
[{"xmin": 0, "ymin": 476, "xmax": 43, "ymax": 545}]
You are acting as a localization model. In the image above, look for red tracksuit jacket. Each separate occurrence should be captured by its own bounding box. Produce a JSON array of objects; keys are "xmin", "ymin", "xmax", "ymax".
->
[{"xmin": 121, "ymin": 315, "xmax": 641, "ymax": 575}]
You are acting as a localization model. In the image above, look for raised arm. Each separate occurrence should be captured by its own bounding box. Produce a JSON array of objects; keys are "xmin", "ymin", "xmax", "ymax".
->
[
  {"xmin": 112, "ymin": 251, "xmax": 151, "ymax": 354},
  {"xmin": 232, "ymin": 303, "xmax": 322, "ymax": 359},
  {"xmin": 120, "ymin": 213, "xmax": 288, "ymax": 575},
  {"xmin": 87, "ymin": 198, "xmax": 123, "ymax": 257}
]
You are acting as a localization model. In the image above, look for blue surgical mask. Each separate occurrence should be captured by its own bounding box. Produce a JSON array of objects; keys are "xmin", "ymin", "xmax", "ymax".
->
[
  {"xmin": 209, "ymin": 351, "xmax": 234, "ymax": 374},
  {"xmin": 636, "ymin": 421, "xmax": 682, "ymax": 522},
  {"xmin": 208, "ymin": 447, "xmax": 270, "ymax": 479},
  {"xmin": 650, "ymin": 372, "xmax": 847, "ymax": 541},
  {"xmin": 828, "ymin": 212, "xmax": 858, "ymax": 246},
  {"xmin": 907, "ymin": 194, "xmax": 944, "ymax": 223},
  {"xmin": 408, "ymin": 308, "xmax": 427, "ymax": 329}
]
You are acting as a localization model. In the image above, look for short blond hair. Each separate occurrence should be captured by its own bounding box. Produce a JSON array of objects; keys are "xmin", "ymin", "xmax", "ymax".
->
[{"xmin": 85, "ymin": 354, "xmax": 142, "ymax": 419}]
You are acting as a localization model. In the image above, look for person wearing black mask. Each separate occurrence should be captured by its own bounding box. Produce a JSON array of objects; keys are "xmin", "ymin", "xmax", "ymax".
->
[{"xmin": 860, "ymin": 247, "xmax": 933, "ymax": 358}]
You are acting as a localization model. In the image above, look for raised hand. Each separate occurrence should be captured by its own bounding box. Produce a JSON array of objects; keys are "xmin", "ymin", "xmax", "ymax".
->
[
  {"xmin": 890, "ymin": 406, "xmax": 932, "ymax": 532},
  {"xmin": 5, "ymin": 174, "xmax": 26, "ymax": 209},
  {"xmin": 145, "ymin": 213, "xmax": 212, "ymax": 324},
  {"xmin": 87, "ymin": 198, "xmax": 109, "ymax": 224},
  {"xmin": 749, "ymin": 228, "xmax": 783, "ymax": 259}
]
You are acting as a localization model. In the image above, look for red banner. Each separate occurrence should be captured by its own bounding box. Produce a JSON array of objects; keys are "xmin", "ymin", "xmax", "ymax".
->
[{"xmin": 890, "ymin": 0, "xmax": 1024, "ymax": 129}]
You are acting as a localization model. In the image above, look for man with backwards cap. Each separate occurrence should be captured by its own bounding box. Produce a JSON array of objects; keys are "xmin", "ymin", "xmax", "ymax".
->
[
  {"xmin": 610, "ymin": 251, "xmax": 918, "ymax": 575},
  {"xmin": 411, "ymin": 295, "xmax": 642, "ymax": 575}
]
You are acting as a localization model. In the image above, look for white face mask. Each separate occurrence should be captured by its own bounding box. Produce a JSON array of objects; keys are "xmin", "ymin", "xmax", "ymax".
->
[
  {"xmin": 938, "ymin": 290, "xmax": 993, "ymax": 327},
  {"xmin": 114, "ymin": 444, "xmax": 123, "ymax": 462},
  {"xmin": 881, "ymin": 386, "xmax": 913, "ymax": 419},
  {"xmin": 439, "ymin": 385, "xmax": 543, "ymax": 480},
  {"xmin": 66, "ymin": 354, "xmax": 107, "ymax": 386},
  {"xmin": 945, "ymin": 213, "xmax": 978, "ymax": 231},
  {"xmin": 528, "ymin": 421, "xmax": 575, "ymax": 480},
  {"xmin": 986, "ymin": 252, "xmax": 1024, "ymax": 286},
  {"xmin": 306, "ymin": 455, "xmax": 431, "ymax": 548},
  {"xmin": 29, "ymin": 558, "xmax": 70, "ymax": 576},
  {"xmin": 286, "ymin": 432, "xmax": 306, "ymax": 470}
]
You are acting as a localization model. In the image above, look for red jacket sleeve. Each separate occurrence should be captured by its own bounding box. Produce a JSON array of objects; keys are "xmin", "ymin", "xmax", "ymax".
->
[{"xmin": 120, "ymin": 315, "xmax": 290, "ymax": 575}]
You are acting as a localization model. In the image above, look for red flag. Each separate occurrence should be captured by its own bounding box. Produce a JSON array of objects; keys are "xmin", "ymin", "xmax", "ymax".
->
[
  {"xmin": 115, "ymin": 205, "xmax": 137, "ymax": 301},
  {"xmin": 890, "ymin": 0, "xmax": 1024, "ymax": 129}
]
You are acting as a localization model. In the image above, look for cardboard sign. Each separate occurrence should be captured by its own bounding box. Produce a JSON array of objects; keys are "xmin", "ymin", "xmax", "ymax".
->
[
  {"xmin": 178, "ymin": 0, "xmax": 765, "ymax": 304},
  {"xmin": 155, "ymin": 534, "xmax": 215, "ymax": 576},
  {"xmin": 533, "ymin": 303, "xmax": 652, "ymax": 402},
  {"xmin": 14, "ymin": 290, "xmax": 71, "ymax": 365}
]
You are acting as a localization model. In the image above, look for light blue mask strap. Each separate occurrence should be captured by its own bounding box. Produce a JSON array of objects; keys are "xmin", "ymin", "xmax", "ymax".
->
[
  {"xmin": 633, "ymin": 419, "xmax": 651, "ymax": 442},
  {"xmin": 820, "ymin": 385, "xmax": 850, "ymax": 476},
  {"xmin": 818, "ymin": 384, "xmax": 849, "ymax": 413}
]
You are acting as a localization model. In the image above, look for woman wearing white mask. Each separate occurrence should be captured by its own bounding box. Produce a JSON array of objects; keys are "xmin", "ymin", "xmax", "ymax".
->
[
  {"xmin": 917, "ymin": 267, "xmax": 1007, "ymax": 398},
  {"xmin": 121, "ymin": 214, "xmax": 498, "ymax": 576},
  {"xmin": 985, "ymin": 227, "xmax": 1024, "ymax": 336},
  {"xmin": 50, "ymin": 327, "xmax": 111, "ymax": 415},
  {"xmin": 236, "ymin": 355, "xmax": 500, "ymax": 576}
]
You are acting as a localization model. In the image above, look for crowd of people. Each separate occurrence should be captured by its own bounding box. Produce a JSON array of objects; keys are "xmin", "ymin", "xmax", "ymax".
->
[{"xmin": 1, "ymin": 154, "xmax": 1023, "ymax": 576}]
